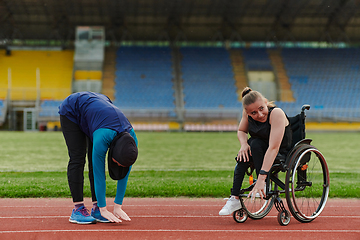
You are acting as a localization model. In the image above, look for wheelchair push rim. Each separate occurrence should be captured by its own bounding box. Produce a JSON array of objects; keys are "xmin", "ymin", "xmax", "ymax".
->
[
  {"xmin": 239, "ymin": 181, "xmax": 275, "ymax": 220},
  {"xmin": 286, "ymin": 146, "xmax": 330, "ymax": 222}
]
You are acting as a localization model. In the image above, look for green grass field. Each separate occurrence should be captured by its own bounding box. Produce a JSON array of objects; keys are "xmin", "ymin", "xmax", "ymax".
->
[{"xmin": 0, "ymin": 131, "xmax": 359, "ymax": 198}]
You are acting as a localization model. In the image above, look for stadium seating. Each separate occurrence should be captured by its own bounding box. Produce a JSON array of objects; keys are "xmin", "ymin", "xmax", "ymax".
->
[
  {"xmin": 277, "ymin": 48, "xmax": 360, "ymax": 121},
  {"xmin": 241, "ymin": 48, "xmax": 273, "ymax": 71},
  {"xmin": 180, "ymin": 47, "xmax": 241, "ymax": 110},
  {"xmin": 113, "ymin": 46, "xmax": 175, "ymax": 113},
  {"xmin": 0, "ymin": 100, "xmax": 3, "ymax": 117},
  {"xmin": 0, "ymin": 50, "xmax": 73, "ymax": 101},
  {"xmin": 2, "ymin": 46, "xmax": 360, "ymax": 129},
  {"xmin": 0, "ymin": 99, "xmax": 7, "ymax": 126},
  {"xmin": 1, "ymin": 50, "xmax": 73, "ymax": 121},
  {"xmin": 113, "ymin": 46, "xmax": 175, "ymax": 120},
  {"xmin": 38, "ymin": 100, "xmax": 63, "ymax": 118}
]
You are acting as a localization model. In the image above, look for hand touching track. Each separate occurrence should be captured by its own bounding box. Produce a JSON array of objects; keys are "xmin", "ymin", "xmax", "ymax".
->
[
  {"xmin": 114, "ymin": 204, "xmax": 131, "ymax": 221},
  {"xmin": 99, "ymin": 207, "xmax": 122, "ymax": 223}
]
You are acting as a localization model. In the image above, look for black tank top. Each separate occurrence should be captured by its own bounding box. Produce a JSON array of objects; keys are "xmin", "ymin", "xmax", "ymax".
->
[{"xmin": 248, "ymin": 107, "xmax": 292, "ymax": 152}]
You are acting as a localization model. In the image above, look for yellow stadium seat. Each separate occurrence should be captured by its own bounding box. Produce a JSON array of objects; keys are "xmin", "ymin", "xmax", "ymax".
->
[
  {"xmin": 0, "ymin": 50, "xmax": 74, "ymax": 100},
  {"xmin": 74, "ymin": 70, "xmax": 102, "ymax": 80}
]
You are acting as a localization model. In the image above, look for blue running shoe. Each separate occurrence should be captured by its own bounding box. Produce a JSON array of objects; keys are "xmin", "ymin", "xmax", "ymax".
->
[
  {"xmin": 91, "ymin": 207, "xmax": 111, "ymax": 223},
  {"xmin": 69, "ymin": 206, "xmax": 97, "ymax": 224}
]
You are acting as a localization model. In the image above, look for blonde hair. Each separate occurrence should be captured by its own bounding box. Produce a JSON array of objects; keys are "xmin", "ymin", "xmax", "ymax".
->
[{"xmin": 241, "ymin": 87, "xmax": 276, "ymax": 108}]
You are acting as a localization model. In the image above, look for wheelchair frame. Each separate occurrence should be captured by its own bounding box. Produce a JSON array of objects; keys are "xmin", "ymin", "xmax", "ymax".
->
[{"xmin": 233, "ymin": 105, "xmax": 330, "ymax": 226}]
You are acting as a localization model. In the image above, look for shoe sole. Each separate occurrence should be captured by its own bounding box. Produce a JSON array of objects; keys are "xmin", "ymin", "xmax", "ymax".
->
[
  {"xmin": 95, "ymin": 219, "xmax": 111, "ymax": 223},
  {"xmin": 91, "ymin": 214, "xmax": 111, "ymax": 223},
  {"xmin": 219, "ymin": 210, "xmax": 240, "ymax": 216},
  {"xmin": 219, "ymin": 207, "xmax": 242, "ymax": 216},
  {"xmin": 219, "ymin": 212, "xmax": 231, "ymax": 216},
  {"xmin": 69, "ymin": 218, "xmax": 97, "ymax": 224}
]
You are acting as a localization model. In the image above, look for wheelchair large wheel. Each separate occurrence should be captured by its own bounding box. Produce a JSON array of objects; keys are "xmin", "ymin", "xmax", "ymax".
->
[
  {"xmin": 240, "ymin": 181, "xmax": 275, "ymax": 220},
  {"xmin": 285, "ymin": 144, "xmax": 330, "ymax": 223}
]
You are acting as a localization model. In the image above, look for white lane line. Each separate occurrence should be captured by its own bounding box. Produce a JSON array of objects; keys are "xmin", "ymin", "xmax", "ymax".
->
[
  {"xmin": 0, "ymin": 215, "xmax": 359, "ymax": 219},
  {"xmin": 0, "ymin": 229, "xmax": 359, "ymax": 234},
  {"xmin": 0, "ymin": 205, "xmax": 358, "ymax": 208}
]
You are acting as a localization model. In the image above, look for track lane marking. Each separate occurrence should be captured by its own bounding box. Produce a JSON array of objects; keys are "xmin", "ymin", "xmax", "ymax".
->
[
  {"xmin": 0, "ymin": 215, "xmax": 359, "ymax": 219},
  {"xmin": 0, "ymin": 229, "xmax": 359, "ymax": 234}
]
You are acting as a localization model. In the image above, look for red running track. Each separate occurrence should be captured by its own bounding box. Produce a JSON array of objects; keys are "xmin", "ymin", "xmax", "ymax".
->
[{"xmin": 0, "ymin": 198, "xmax": 359, "ymax": 240}]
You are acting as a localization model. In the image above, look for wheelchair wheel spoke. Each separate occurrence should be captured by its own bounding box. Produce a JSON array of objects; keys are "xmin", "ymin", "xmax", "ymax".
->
[
  {"xmin": 240, "ymin": 181, "xmax": 275, "ymax": 220},
  {"xmin": 285, "ymin": 145, "xmax": 330, "ymax": 223}
]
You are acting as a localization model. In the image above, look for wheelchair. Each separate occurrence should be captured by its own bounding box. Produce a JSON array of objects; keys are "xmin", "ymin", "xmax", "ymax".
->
[{"xmin": 233, "ymin": 105, "xmax": 330, "ymax": 226}]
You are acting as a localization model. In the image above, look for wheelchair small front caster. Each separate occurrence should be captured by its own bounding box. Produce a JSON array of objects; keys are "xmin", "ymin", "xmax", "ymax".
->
[
  {"xmin": 233, "ymin": 208, "xmax": 248, "ymax": 223},
  {"xmin": 277, "ymin": 209, "xmax": 291, "ymax": 226}
]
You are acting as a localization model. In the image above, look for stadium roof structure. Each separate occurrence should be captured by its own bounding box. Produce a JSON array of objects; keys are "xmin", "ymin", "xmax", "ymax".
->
[{"xmin": 1, "ymin": 0, "xmax": 360, "ymax": 45}]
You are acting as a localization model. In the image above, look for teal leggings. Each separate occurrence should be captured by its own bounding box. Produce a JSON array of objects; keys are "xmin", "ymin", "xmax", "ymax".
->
[{"xmin": 114, "ymin": 128, "xmax": 138, "ymax": 205}]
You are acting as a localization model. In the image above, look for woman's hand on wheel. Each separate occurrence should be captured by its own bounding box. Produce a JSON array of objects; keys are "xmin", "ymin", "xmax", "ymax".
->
[{"xmin": 247, "ymin": 176, "xmax": 266, "ymax": 201}]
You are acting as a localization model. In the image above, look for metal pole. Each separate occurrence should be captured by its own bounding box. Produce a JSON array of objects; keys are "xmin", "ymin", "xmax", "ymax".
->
[{"xmin": 35, "ymin": 68, "xmax": 40, "ymax": 130}]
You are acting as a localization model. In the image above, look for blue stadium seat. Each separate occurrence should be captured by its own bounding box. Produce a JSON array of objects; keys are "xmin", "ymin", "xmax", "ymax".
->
[
  {"xmin": 180, "ymin": 47, "xmax": 241, "ymax": 109},
  {"xmin": 277, "ymin": 48, "xmax": 360, "ymax": 120},
  {"xmin": 113, "ymin": 46, "xmax": 175, "ymax": 114},
  {"xmin": 242, "ymin": 48, "xmax": 273, "ymax": 71},
  {"xmin": 0, "ymin": 100, "xmax": 3, "ymax": 117},
  {"xmin": 38, "ymin": 100, "xmax": 63, "ymax": 117}
]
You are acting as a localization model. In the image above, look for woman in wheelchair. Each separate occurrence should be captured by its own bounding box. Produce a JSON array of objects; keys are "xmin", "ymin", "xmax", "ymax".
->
[{"xmin": 219, "ymin": 87, "xmax": 292, "ymax": 215}]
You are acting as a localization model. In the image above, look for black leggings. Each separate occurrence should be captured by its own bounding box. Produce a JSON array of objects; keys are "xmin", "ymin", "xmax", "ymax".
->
[
  {"xmin": 231, "ymin": 138, "xmax": 269, "ymax": 196},
  {"xmin": 60, "ymin": 115, "xmax": 97, "ymax": 203}
]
